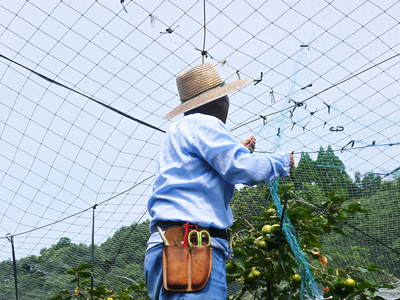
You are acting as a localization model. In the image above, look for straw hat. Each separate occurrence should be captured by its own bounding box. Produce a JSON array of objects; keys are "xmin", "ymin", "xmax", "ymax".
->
[{"xmin": 164, "ymin": 63, "xmax": 251, "ymax": 118}]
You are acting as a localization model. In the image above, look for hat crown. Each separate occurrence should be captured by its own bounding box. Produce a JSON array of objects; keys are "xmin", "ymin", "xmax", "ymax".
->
[{"xmin": 176, "ymin": 63, "xmax": 223, "ymax": 101}]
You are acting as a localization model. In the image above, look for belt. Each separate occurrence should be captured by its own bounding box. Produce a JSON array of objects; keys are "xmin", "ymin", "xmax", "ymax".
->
[{"xmin": 153, "ymin": 221, "xmax": 229, "ymax": 240}]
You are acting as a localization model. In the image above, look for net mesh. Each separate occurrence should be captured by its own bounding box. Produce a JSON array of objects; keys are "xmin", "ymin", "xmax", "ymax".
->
[
  {"xmin": 0, "ymin": 0, "xmax": 399, "ymax": 299},
  {"xmin": 269, "ymin": 180, "xmax": 323, "ymax": 300}
]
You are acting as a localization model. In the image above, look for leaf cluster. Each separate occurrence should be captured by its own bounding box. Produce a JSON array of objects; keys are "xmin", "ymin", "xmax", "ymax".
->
[
  {"xmin": 50, "ymin": 263, "xmax": 149, "ymax": 300},
  {"xmin": 227, "ymin": 183, "xmax": 394, "ymax": 299}
]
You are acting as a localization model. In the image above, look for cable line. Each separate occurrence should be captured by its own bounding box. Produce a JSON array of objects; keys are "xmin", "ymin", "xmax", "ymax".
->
[
  {"xmin": 255, "ymin": 141, "xmax": 400, "ymax": 155},
  {"xmin": 0, "ymin": 53, "xmax": 166, "ymax": 133},
  {"xmin": 202, "ymin": 0, "xmax": 207, "ymax": 63},
  {"xmin": 0, "ymin": 175, "xmax": 154, "ymax": 240}
]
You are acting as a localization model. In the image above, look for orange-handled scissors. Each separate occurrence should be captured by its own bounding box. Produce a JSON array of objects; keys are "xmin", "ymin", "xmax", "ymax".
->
[{"xmin": 188, "ymin": 230, "xmax": 211, "ymax": 247}]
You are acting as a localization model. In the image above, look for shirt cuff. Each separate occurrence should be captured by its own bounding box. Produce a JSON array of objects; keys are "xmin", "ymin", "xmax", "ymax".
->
[{"xmin": 267, "ymin": 153, "xmax": 291, "ymax": 180}]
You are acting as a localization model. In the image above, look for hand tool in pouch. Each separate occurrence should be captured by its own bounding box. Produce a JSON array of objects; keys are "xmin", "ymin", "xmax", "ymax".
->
[{"xmin": 162, "ymin": 223, "xmax": 212, "ymax": 292}]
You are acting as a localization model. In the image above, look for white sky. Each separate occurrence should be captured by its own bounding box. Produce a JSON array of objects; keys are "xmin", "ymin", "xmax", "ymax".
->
[{"xmin": 0, "ymin": 0, "xmax": 399, "ymax": 260}]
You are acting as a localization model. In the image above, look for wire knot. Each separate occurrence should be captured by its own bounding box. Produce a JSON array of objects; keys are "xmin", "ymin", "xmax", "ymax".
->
[
  {"xmin": 195, "ymin": 48, "xmax": 213, "ymax": 59},
  {"xmin": 161, "ymin": 25, "xmax": 179, "ymax": 34},
  {"xmin": 259, "ymin": 115, "xmax": 267, "ymax": 125}
]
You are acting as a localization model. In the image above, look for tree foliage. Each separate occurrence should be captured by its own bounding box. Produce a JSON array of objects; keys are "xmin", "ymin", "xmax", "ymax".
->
[
  {"xmin": 49, "ymin": 263, "xmax": 148, "ymax": 300},
  {"xmin": 228, "ymin": 183, "xmax": 396, "ymax": 299}
]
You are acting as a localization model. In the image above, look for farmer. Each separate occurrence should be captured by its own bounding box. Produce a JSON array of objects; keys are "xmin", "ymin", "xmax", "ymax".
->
[{"xmin": 145, "ymin": 63, "xmax": 294, "ymax": 299}]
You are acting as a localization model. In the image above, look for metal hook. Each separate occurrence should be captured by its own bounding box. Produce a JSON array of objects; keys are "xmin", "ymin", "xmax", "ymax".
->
[
  {"xmin": 236, "ymin": 70, "xmax": 241, "ymax": 80},
  {"xmin": 120, "ymin": 0, "xmax": 128, "ymax": 12},
  {"xmin": 269, "ymin": 89, "xmax": 275, "ymax": 104},
  {"xmin": 253, "ymin": 72, "xmax": 263, "ymax": 85},
  {"xmin": 149, "ymin": 13, "xmax": 156, "ymax": 25},
  {"xmin": 323, "ymin": 101, "xmax": 331, "ymax": 114},
  {"xmin": 301, "ymin": 83, "xmax": 312, "ymax": 90},
  {"xmin": 341, "ymin": 140, "xmax": 355, "ymax": 152},
  {"xmin": 329, "ymin": 126, "xmax": 344, "ymax": 132}
]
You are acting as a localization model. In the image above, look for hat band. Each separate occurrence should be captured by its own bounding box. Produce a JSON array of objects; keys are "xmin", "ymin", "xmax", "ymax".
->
[{"xmin": 180, "ymin": 81, "xmax": 226, "ymax": 103}]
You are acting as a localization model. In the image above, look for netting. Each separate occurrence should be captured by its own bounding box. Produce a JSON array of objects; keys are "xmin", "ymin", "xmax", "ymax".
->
[
  {"xmin": 0, "ymin": 0, "xmax": 399, "ymax": 299},
  {"xmin": 269, "ymin": 180, "xmax": 323, "ymax": 300}
]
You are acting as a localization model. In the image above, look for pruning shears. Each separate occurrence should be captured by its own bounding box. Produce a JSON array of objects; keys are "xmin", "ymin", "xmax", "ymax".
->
[{"xmin": 188, "ymin": 230, "xmax": 211, "ymax": 247}]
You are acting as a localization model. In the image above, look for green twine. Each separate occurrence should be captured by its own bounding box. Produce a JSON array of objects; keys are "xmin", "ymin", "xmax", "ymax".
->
[{"xmin": 269, "ymin": 180, "xmax": 323, "ymax": 299}]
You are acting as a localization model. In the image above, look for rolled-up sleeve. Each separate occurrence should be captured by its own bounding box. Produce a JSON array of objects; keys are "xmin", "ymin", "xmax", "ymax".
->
[{"xmin": 193, "ymin": 117, "xmax": 290, "ymax": 185}]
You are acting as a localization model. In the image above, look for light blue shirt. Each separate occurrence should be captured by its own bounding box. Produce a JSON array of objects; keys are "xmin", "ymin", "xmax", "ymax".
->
[{"xmin": 147, "ymin": 114, "xmax": 290, "ymax": 256}]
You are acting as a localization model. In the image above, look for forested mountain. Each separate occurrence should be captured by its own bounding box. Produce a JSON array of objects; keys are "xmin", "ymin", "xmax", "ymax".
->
[{"xmin": 0, "ymin": 222, "xmax": 150, "ymax": 299}]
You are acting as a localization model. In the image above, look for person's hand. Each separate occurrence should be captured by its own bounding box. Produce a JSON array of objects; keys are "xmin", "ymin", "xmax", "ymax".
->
[
  {"xmin": 289, "ymin": 152, "xmax": 295, "ymax": 174},
  {"xmin": 241, "ymin": 136, "xmax": 256, "ymax": 153}
]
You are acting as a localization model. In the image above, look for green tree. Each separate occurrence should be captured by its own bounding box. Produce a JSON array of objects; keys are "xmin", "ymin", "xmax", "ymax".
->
[
  {"xmin": 228, "ymin": 183, "xmax": 395, "ymax": 299},
  {"xmin": 360, "ymin": 172, "xmax": 382, "ymax": 191}
]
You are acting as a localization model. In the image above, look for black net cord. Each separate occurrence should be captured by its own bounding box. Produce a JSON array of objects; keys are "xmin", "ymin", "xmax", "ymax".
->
[
  {"xmin": 6, "ymin": 235, "xmax": 19, "ymax": 300},
  {"xmin": 91, "ymin": 204, "xmax": 97, "ymax": 295}
]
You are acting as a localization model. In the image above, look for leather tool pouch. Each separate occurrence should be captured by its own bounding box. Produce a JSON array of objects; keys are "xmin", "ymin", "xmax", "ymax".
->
[{"xmin": 162, "ymin": 226, "xmax": 212, "ymax": 292}]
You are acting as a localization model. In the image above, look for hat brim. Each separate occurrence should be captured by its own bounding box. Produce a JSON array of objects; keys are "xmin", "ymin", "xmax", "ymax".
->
[{"xmin": 164, "ymin": 78, "xmax": 252, "ymax": 119}]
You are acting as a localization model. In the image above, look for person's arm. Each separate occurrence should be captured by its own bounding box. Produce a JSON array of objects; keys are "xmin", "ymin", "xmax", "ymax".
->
[{"xmin": 193, "ymin": 118, "xmax": 291, "ymax": 185}]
